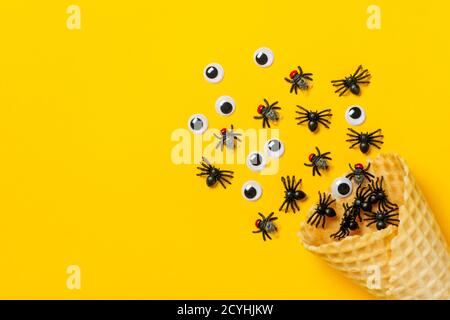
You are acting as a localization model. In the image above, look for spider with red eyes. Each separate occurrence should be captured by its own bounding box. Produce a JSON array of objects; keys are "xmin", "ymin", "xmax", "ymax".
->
[
  {"xmin": 213, "ymin": 124, "xmax": 242, "ymax": 150},
  {"xmin": 304, "ymin": 147, "xmax": 332, "ymax": 177},
  {"xmin": 284, "ymin": 66, "xmax": 313, "ymax": 94},
  {"xmin": 253, "ymin": 212, "xmax": 278, "ymax": 241},
  {"xmin": 346, "ymin": 163, "xmax": 375, "ymax": 185},
  {"xmin": 254, "ymin": 99, "xmax": 281, "ymax": 128}
]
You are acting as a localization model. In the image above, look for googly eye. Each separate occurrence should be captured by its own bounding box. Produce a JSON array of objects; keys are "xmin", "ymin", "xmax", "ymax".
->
[
  {"xmin": 204, "ymin": 63, "xmax": 224, "ymax": 83},
  {"xmin": 188, "ymin": 114, "xmax": 208, "ymax": 134},
  {"xmin": 254, "ymin": 47, "xmax": 274, "ymax": 68},
  {"xmin": 215, "ymin": 96, "xmax": 235, "ymax": 116},
  {"xmin": 345, "ymin": 105, "xmax": 366, "ymax": 126},
  {"xmin": 242, "ymin": 181, "xmax": 262, "ymax": 201},
  {"xmin": 246, "ymin": 152, "xmax": 266, "ymax": 172},
  {"xmin": 264, "ymin": 139, "xmax": 284, "ymax": 158},
  {"xmin": 332, "ymin": 177, "xmax": 353, "ymax": 198}
]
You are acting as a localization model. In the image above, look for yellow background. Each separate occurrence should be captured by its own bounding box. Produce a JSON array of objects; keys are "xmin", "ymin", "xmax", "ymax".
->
[{"xmin": 0, "ymin": 1, "xmax": 449, "ymax": 299}]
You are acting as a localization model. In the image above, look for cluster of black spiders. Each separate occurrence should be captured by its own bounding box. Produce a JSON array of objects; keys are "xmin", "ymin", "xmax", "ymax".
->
[
  {"xmin": 199, "ymin": 62, "xmax": 393, "ymax": 242},
  {"xmin": 306, "ymin": 169, "xmax": 399, "ymax": 240}
]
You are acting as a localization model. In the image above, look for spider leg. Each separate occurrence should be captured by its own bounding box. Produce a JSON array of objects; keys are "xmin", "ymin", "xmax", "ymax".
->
[
  {"xmin": 339, "ymin": 87, "xmax": 349, "ymax": 96},
  {"xmin": 219, "ymin": 169, "xmax": 234, "ymax": 173},
  {"xmin": 368, "ymin": 141, "xmax": 383, "ymax": 149},
  {"xmin": 294, "ymin": 178, "xmax": 302, "ymax": 191},
  {"xmin": 310, "ymin": 212, "xmax": 320, "ymax": 226},
  {"xmin": 331, "ymin": 79, "xmax": 345, "ymax": 84},
  {"xmin": 355, "ymin": 70, "xmax": 369, "ymax": 80},
  {"xmin": 270, "ymin": 101, "xmax": 279, "ymax": 108},
  {"xmin": 197, "ymin": 167, "xmax": 208, "ymax": 172},
  {"xmin": 281, "ymin": 176, "xmax": 290, "ymax": 192},
  {"xmin": 196, "ymin": 172, "xmax": 209, "ymax": 176},
  {"xmin": 321, "ymin": 215, "xmax": 326, "ymax": 228},
  {"xmin": 219, "ymin": 176, "xmax": 232, "ymax": 185},
  {"xmin": 285, "ymin": 200, "xmax": 291, "ymax": 213},
  {"xmin": 355, "ymin": 73, "xmax": 370, "ymax": 81},
  {"xmin": 349, "ymin": 141, "xmax": 360, "ymax": 149},
  {"xmin": 293, "ymin": 200, "xmax": 300, "ymax": 212},
  {"xmin": 357, "ymin": 81, "xmax": 370, "ymax": 84},
  {"xmin": 217, "ymin": 178, "xmax": 226, "ymax": 189},
  {"xmin": 201, "ymin": 162, "xmax": 211, "ymax": 170},
  {"xmin": 353, "ymin": 65, "xmax": 363, "ymax": 77},
  {"xmin": 317, "ymin": 120, "xmax": 330, "ymax": 128},
  {"xmin": 289, "ymin": 201, "xmax": 296, "ymax": 213},
  {"xmin": 365, "ymin": 220, "xmax": 377, "ymax": 227},
  {"xmin": 296, "ymin": 119, "xmax": 309, "ymax": 125},
  {"xmin": 318, "ymin": 108, "xmax": 332, "ymax": 115},
  {"xmin": 219, "ymin": 173, "xmax": 234, "ymax": 179},
  {"xmin": 315, "ymin": 166, "xmax": 322, "ymax": 176},
  {"xmin": 286, "ymin": 176, "xmax": 292, "ymax": 189},
  {"xmin": 279, "ymin": 199, "xmax": 288, "ymax": 211},
  {"xmin": 368, "ymin": 129, "xmax": 382, "ymax": 136},
  {"xmin": 307, "ymin": 212, "xmax": 317, "ymax": 224},
  {"xmin": 297, "ymin": 106, "xmax": 310, "ymax": 114}
]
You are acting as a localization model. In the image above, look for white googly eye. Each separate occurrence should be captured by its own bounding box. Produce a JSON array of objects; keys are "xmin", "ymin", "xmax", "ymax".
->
[
  {"xmin": 345, "ymin": 105, "xmax": 366, "ymax": 126},
  {"xmin": 188, "ymin": 114, "xmax": 208, "ymax": 134},
  {"xmin": 264, "ymin": 139, "xmax": 284, "ymax": 158},
  {"xmin": 246, "ymin": 152, "xmax": 266, "ymax": 172},
  {"xmin": 215, "ymin": 96, "xmax": 235, "ymax": 116},
  {"xmin": 332, "ymin": 177, "xmax": 353, "ymax": 198},
  {"xmin": 242, "ymin": 181, "xmax": 262, "ymax": 201},
  {"xmin": 254, "ymin": 47, "xmax": 274, "ymax": 68},
  {"xmin": 204, "ymin": 63, "xmax": 224, "ymax": 83}
]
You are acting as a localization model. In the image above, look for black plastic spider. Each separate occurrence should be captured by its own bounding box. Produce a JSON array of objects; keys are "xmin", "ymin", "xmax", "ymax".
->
[
  {"xmin": 346, "ymin": 162, "xmax": 375, "ymax": 185},
  {"xmin": 284, "ymin": 66, "xmax": 313, "ymax": 94},
  {"xmin": 253, "ymin": 212, "xmax": 278, "ymax": 241},
  {"xmin": 254, "ymin": 99, "xmax": 281, "ymax": 128},
  {"xmin": 346, "ymin": 128, "xmax": 384, "ymax": 154},
  {"xmin": 331, "ymin": 65, "xmax": 370, "ymax": 96},
  {"xmin": 304, "ymin": 147, "xmax": 332, "ymax": 176},
  {"xmin": 307, "ymin": 192, "xmax": 336, "ymax": 228},
  {"xmin": 295, "ymin": 106, "xmax": 332, "ymax": 132},
  {"xmin": 349, "ymin": 185, "xmax": 372, "ymax": 222},
  {"xmin": 213, "ymin": 125, "xmax": 242, "ymax": 150},
  {"xmin": 367, "ymin": 176, "xmax": 398, "ymax": 211},
  {"xmin": 196, "ymin": 157, "xmax": 234, "ymax": 188},
  {"xmin": 364, "ymin": 207, "xmax": 399, "ymax": 230},
  {"xmin": 330, "ymin": 204, "xmax": 359, "ymax": 240},
  {"xmin": 279, "ymin": 176, "xmax": 306, "ymax": 213}
]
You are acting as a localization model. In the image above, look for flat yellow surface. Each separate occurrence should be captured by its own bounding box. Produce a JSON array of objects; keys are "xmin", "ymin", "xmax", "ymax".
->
[{"xmin": 0, "ymin": 1, "xmax": 449, "ymax": 299}]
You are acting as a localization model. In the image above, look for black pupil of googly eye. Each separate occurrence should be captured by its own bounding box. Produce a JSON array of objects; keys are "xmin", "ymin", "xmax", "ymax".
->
[
  {"xmin": 349, "ymin": 107, "xmax": 362, "ymax": 119},
  {"xmin": 255, "ymin": 52, "xmax": 268, "ymax": 65},
  {"xmin": 206, "ymin": 66, "xmax": 218, "ymax": 79},
  {"xmin": 190, "ymin": 117, "xmax": 203, "ymax": 130},
  {"xmin": 220, "ymin": 102, "xmax": 233, "ymax": 114},
  {"xmin": 250, "ymin": 154, "xmax": 262, "ymax": 166},
  {"xmin": 338, "ymin": 183, "xmax": 351, "ymax": 195},
  {"xmin": 268, "ymin": 140, "xmax": 281, "ymax": 151},
  {"xmin": 244, "ymin": 186, "xmax": 257, "ymax": 199}
]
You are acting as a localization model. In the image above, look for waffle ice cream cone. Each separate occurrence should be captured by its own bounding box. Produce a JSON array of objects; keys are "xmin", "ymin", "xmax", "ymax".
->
[{"xmin": 299, "ymin": 153, "xmax": 450, "ymax": 299}]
